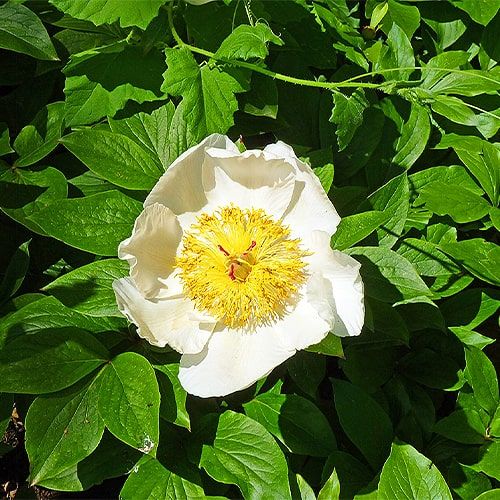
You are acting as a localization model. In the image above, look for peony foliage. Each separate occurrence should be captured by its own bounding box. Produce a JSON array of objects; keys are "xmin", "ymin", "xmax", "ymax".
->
[{"xmin": 0, "ymin": 0, "xmax": 499, "ymax": 498}]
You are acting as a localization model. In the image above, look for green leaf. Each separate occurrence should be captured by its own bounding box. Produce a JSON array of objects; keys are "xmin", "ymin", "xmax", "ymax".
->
[
  {"xmin": 448, "ymin": 461, "xmax": 491, "ymax": 500},
  {"xmin": 43, "ymin": 259, "xmax": 128, "ymax": 318},
  {"xmin": 26, "ymin": 375, "xmax": 105, "ymax": 485},
  {"xmin": 243, "ymin": 392, "xmax": 336, "ymax": 457},
  {"xmin": 61, "ymin": 129, "xmax": 162, "ymax": 190},
  {"xmin": 63, "ymin": 43, "xmax": 165, "ymax": 126},
  {"xmin": 409, "ymin": 165, "xmax": 484, "ymax": 196},
  {"xmin": 215, "ymin": 23, "xmax": 282, "ymax": 61},
  {"xmin": 155, "ymin": 364, "xmax": 190, "ymax": 430},
  {"xmin": 382, "ymin": 0, "xmax": 420, "ymax": 39},
  {"xmin": 49, "ymin": 0, "xmax": 165, "ymax": 29},
  {"xmin": 392, "ymin": 103, "xmax": 430, "ymax": 169},
  {"xmin": 378, "ymin": 23, "xmax": 414, "ymax": 80},
  {"xmin": 470, "ymin": 441, "xmax": 500, "ymax": 481},
  {"xmin": 313, "ymin": 163, "xmax": 334, "ymax": 194},
  {"xmin": 199, "ymin": 411, "xmax": 291, "ymax": 499},
  {"xmin": 98, "ymin": 352, "xmax": 160, "ymax": 454},
  {"xmin": 0, "ymin": 240, "xmax": 30, "ymax": 303},
  {"xmin": 0, "ymin": 3, "xmax": 58, "ymax": 60},
  {"xmin": 121, "ymin": 455, "xmax": 205, "ymax": 499},
  {"xmin": 378, "ymin": 442, "xmax": 452, "ymax": 500},
  {"xmin": 367, "ymin": 173, "xmax": 409, "ymax": 247},
  {"xmin": 287, "ymin": 351, "xmax": 325, "ymax": 397},
  {"xmin": 242, "ymin": 73, "xmax": 278, "ymax": 119},
  {"xmin": 0, "ymin": 166, "xmax": 68, "ymax": 234},
  {"xmin": 439, "ymin": 239, "xmax": 500, "ymax": 286},
  {"xmin": 0, "ymin": 123, "xmax": 13, "ymax": 156},
  {"xmin": 332, "ymin": 379, "xmax": 393, "ymax": 469},
  {"xmin": 322, "ymin": 451, "xmax": 373, "ymax": 499},
  {"xmin": 330, "ymin": 89, "xmax": 369, "ymax": 151},
  {"xmin": 296, "ymin": 474, "xmax": 316, "ymax": 500},
  {"xmin": 306, "ymin": 333, "xmax": 344, "ymax": 357},
  {"xmin": 430, "ymin": 95, "xmax": 499, "ymax": 139},
  {"xmin": 449, "ymin": 0, "xmax": 498, "ymax": 25},
  {"xmin": 464, "ymin": 346, "xmax": 499, "ymax": 415},
  {"xmin": 28, "ymin": 190, "xmax": 142, "ymax": 256},
  {"xmin": 399, "ymin": 348, "xmax": 463, "ymax": 390},
  {"xmin": 13, "ymin": 102, "xmax": 65, "ymax": 168},
  {"xmin": 441, "ymin": 288, "xmax": 500, "ymax": 330},
  {"xmin": 0, "ymin": 327, "xmax": 108, "ymax": 394},
  {"xmin": 434, "ymin": 409, "xmax": 486, "ymax": 444},
  {"xmin": 347, "ymin": 246, "xmax": 431, "ymax": 303},
  {"xmin": 0, "ymin": 296, "xmax": 123, "ymax": 348},
  {"xmin": 437, "ymin": 135, "xmax": 499, "ymax": 206},
  {"xmin": 476, "ymin": 491, "xmax": 500, "ymax": 500},
  {"xmin": 331, "ymin": 211, "xmax": 388, "ymax": 250},
  {"xmin": 37, "ymin": 431, "xmax": 141, "ymax": 492},
  {"xmin": 162, "ymin": 47, "xmax": 247, "ymax": 142},
  {"xmin": 428, "ymin": 70, "xmax": 500, "ymax": 97},
  {"xmin": 416, "ymin": 182, "xmax": 490, "ymax": 223},
  {"xmin": 318, "ymin": 468, "xmax": 340, "ymax": 500},
  {"xmin": 397, "ymin": 238, "xmax": 459, "ymax": 276},
  {"xmin": 449, "ymin": 327, "xmax": 495, "ymax": 349},
  {"xmin": 109, "ymin": 103, "xmax": 175, "ymax": 170}
]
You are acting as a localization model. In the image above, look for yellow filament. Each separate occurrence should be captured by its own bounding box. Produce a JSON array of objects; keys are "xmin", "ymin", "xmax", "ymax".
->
[{"xmin": 176, "ymin": 206, "xmax": 308, "ymax": 329}]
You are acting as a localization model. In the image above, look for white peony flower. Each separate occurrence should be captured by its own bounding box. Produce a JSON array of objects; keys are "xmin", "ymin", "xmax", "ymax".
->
[{"xmin": 113, "ymin": 134, "xmax": 364, "ymax": 398}]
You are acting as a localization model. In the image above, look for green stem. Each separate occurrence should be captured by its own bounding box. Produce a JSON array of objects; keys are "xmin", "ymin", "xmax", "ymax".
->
[{"xmin": 167, "ymin": 4, "xmax": 499, "ymax": 92}]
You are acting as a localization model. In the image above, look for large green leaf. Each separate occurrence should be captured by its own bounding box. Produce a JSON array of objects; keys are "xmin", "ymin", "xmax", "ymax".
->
[
  {"xmin": 215, "ymin": 23, "xmax": 283, "ymax": 61},
  {"xmin": 0, "ymin": 3, "xmax": 58, "ymax": 60},
  {"xmin": 347, "ymin": 246, "xmax": 431, "ymax": 303},
  {"xmin": 43, "ymin": 259, "xmax": 128, "ymax": 318},
  {"xmin": 199, "ymin": 411, "xmax": 291, "ymax": 499},
  {"xmin": 61, "ymin": 129, "xmax": 162, "ymax": 190},
  {"xmin": 332, "ymin": 379, "xmax": 393, "ymax": 469},
  {"xmin": 378, "ymin": 442, "xmax": 452, "ymax": 499},
  {"xmin": 0, "ymin": 166, "xmax": 68, "ymax": 234},
  {"xmin": 367, "ymin": 173, "xmax": 409, "ymax": 247},
  {"xmin": 28, "ymin": 191, "xmax": 142, "ymax": 256},
  {"xmin": 121, "ymin": 455, "xmax": 204, "ymax": 500},
  {"xmin": 392, "ymin": 103, "xmax": 430, "ymax": 169},
  {"xmin": 26, "ymin": 376, "xmax": 105, "ymax": 485},
  {"xmin": 155, "ymin": 364, "xmax": 190, "ymax": 430},
  {"xmin": 439, "ymin": 239, "xmax": 500, "ymax": 286},
  {"xmin": 98, "ymin": 352, "xmax": 160, "ymax": 454},
  {"xmin": 416, "ymin": 182, "xmax": 490, "ymax": 223},
  {"xmin": 49, "ymin": 0, "xmax": 165, "ymax": 29},
  {"xmin": 449, "ymin": 0, "xmax": 498, "ymax": 25},
  {"xmin": 244, "ymin": 392, "xmax": 336, "ymax": 457},
  {"xmin": 13, "ymin": 102, "xmax": 65, "ymax": 167},
  {"xmin": 0, "ymin": 240, "xmax": 30, "ymax": 303},
  {"xmin": 162, "ymin": 47, "xmax": 248, "ymax": 142},
  {"xmin": 464, "ymin": 346, "xmax": 499, "ymax": 416},
  {"xmin": 0, "ymin": 295, "xmax": 123, "ymax": 348},
  {"xmin": 331, "ymin": 210, "xmax": 388, "ymax": 250},
  {"xmin": 109, "ymin": 103, "xmax": 175, "ymax": 170},
  {"xmin": 63, "ymin": 43, "xmax": 166, "ymax": 126},
  {"xmin": 330, "ymin": 89, "xmax": 369, "ymax": 151},
  {"xmin": 0, "ymin": 328, "xmax": 108, "ymax": 394}
]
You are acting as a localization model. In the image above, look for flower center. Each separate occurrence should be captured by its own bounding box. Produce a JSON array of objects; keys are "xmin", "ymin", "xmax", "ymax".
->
[{"xmin": 176, "ymin": 206, "xmax": 308, "ymax": 329}]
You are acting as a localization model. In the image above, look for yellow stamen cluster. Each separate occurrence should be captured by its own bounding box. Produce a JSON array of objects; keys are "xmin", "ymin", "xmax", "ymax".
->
[{"xmin": 176, "ymin": 206, "xmax": 308, "ymax": 329}]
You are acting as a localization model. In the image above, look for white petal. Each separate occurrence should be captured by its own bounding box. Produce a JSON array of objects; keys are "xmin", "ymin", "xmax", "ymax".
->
[
  {"xmin": 118, "ymin": 204, "xmax": 182, "ymax": 299},
  {"xmin": 144, "ymin": 134, "xmax": 238, "ymax": 221},
  {"xmin": 308, "ymin": 231, "xmax": 364, "ymax": 337},
  {"xmin": 201, "ymin": 148, "xmax": 296, "ymax": 220},
  {"xmin": 113, "ymin": 278, "xmax": 214, "ymax": 354},
  {"xmin": 263, "ymin": 141, "xmax": 341, "ymax": 240},
  {"xmin": 179, "ymin": 325, "xmax": 294, "ymax": 398},
  {"xmin": 178, "ymin": 281, "xmax": 332, "ymax": 398}
]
